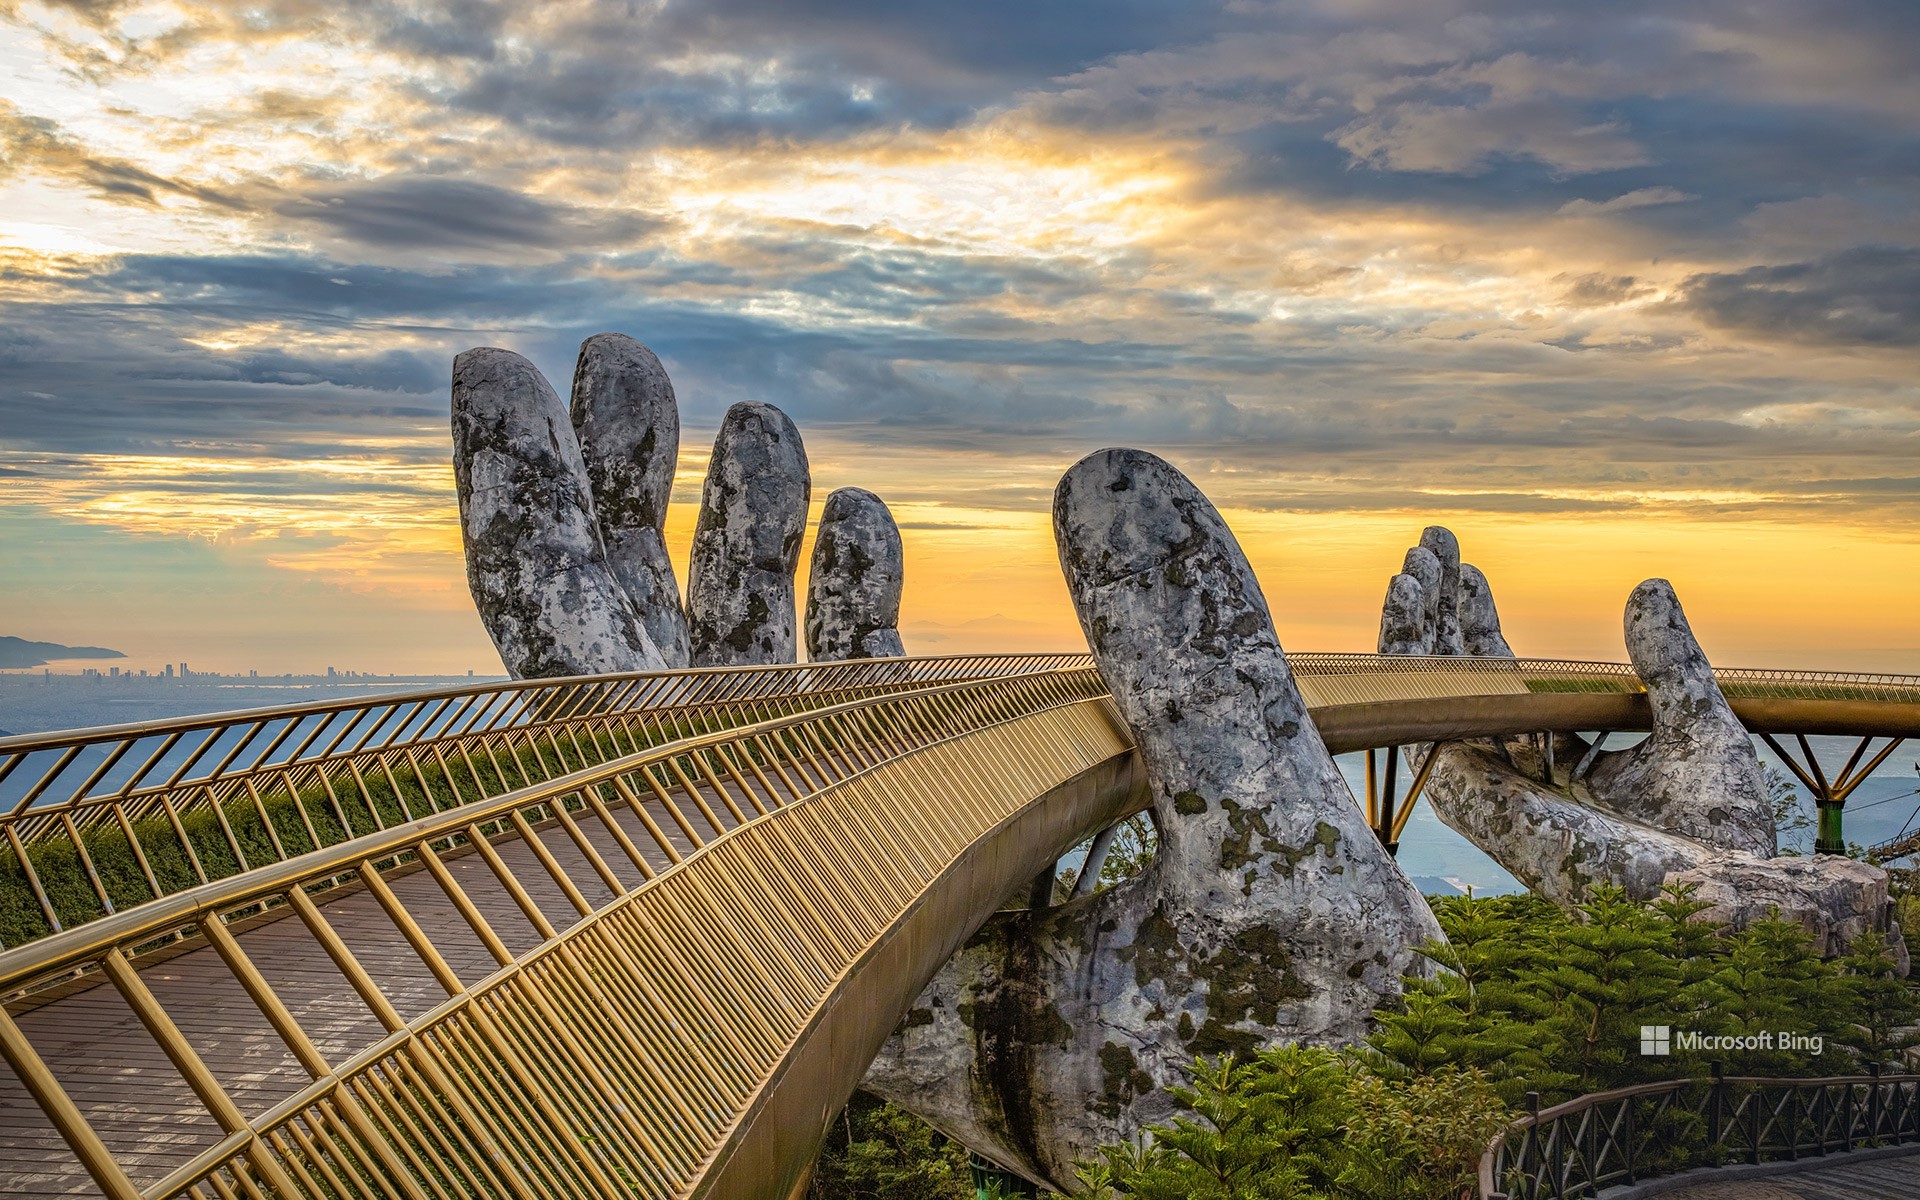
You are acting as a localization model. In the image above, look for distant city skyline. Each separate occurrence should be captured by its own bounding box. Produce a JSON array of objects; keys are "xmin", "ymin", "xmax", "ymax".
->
[
  {"xmin": 1, "ymin": 662, "xmax": 497, "ymax": 679},
  {"xmin": 2, "ymin": 2, "xmax": 1916, "ymax": 674}
]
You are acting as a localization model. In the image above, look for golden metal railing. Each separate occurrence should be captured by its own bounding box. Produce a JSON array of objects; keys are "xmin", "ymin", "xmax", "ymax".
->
[
  {"xmin": 0, "ymin": 655, "xmax": 1091, "ymax": 947},
  {"xmin": 1287, "ymin": 654, "xmax": 1920, "ymax": 704},
  {"xmin": 5, "ymin": 652, "xmax": 1920, "ymax": 1197},
  {"xmin": 0, "ymin": 665, "xmax": 1131, "ymax": 1199},
  {"xmin": 8, "ymin": 653, "xmax": 1915, "ymax": 951}
]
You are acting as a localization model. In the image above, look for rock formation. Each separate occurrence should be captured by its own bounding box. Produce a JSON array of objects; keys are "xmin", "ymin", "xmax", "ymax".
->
[
  {"xmin": 1387, "ymin": 533, "xmax": 1901, "ymax": 965},
  {"xmin": 451, "ymin": 347, "xmax": 664, "ymax": 678},
  {"xmin": 1378, "ymin": 572, "xmax": 1430, "ymax": 656},
  {"xmin": 569, "ymin": 333, "xmax": 691, "ymax": 667},
  {"xmin": 1423, "ymin": 733, "xmax": 1895, "ymax": 959},
  {"xmin": 864, "ymin": 449, "xmax": 1442, "ymax": 1187},
  {"xmin": 1588, "ymin": 580, "xmax": 1775, "ymax": 856},
  {"xmin": 686, "ymin": 401, "xmax": 811, "ymax": 666},
  {"xmin": 1457, "ymin": 563, "xmax": 1513, "ymax": 657},
  {"xmin": 804, "ymin": 487, "xmax": 906, "ymax": 661},
  {"xmin": 1417, "ymin": 526, "xmax": 1464, "ymax": 654},
  {"xmin": 1399, "ymin": 545, "xmax": 1443, "ymax": 653}
]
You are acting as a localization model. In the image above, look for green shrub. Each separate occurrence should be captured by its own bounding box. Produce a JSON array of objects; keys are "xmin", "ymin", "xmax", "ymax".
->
[
  {"xmin": 1067, "ymin": 1048, "xmax": 1505, "ymax": 1200},
  {"xmin": 0, "ymin": 725, "xmax": 651, "ymax": 947},
  {"xmin": 807, "ymin": 1091, "xmax": 972, "ymax": 1200}
]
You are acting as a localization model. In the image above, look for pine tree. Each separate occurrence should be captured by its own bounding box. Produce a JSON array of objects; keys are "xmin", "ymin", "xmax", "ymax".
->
[
  {"xmin": 1084, "ymin": 1051, "xmax": 1343, "ymax": 1200},
  {"xmin": 1530, "ymin": 885, "xmax": 1680, "ymax": 1091},
  {"xmin": 1692, "ymin": 911, "xmax": 1835, "ymax": 1076},
  {"xmin": 1837, "ymin": 929, "xmax": 1920, "ymax": 1067}
]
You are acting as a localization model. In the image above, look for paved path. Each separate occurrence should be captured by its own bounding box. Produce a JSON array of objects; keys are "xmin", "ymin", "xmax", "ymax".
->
[{"xmin": 1656, "ymin": 1151, "xmax": 1920, "ymax": 1199}]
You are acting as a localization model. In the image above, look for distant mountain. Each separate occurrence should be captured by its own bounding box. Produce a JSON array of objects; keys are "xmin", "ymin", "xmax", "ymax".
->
[{"xmin": 0, "ymin": 637, "xmax": 127, "ymax": 669}]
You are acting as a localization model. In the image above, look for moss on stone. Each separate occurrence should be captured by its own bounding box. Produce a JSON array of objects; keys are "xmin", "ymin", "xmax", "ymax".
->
[
  {"xmin": 1095, "ymin": 1041, "xmax": 1155, "ymax": 1118},
  {"xmin": 1218, "ymin": 798, "xmax": 1282, "ymax": 870},
  {"xmin": 1121, "ymin": 909, "xmax": 1187, "ymax": 990},
  {"xmin": 899, "ymin": 1007, "xmax": 935, "ymax": 1031}
]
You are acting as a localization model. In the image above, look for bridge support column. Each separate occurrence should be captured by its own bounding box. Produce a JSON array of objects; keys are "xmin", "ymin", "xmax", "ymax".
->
[
  {"xmin": 1362, "ymin": 744, "xmax": 1439, "ymax": 857},
  {"xmin": 1759, "ymin": 734, "xmax": 1906, "ymax": 856},
  {"xmin": 1817, "ymin": 802, "xmax": 1847, "ymax": 857}
]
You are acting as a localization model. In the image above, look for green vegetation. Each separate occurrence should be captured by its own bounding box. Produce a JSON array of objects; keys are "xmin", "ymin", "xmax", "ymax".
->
[
  {"xmin": 805, "ymin": 1091, "xmax": 973, "ymax": 1200},
  {"xmin": 1071, "ymin": 886, "xmax": 1920, "ymax": 1199},
  {"xmin": 3, "ymin": 752, "xmax": 471, "ymax": 945},
  {"xmin": 1766, "ymin": 762, "xmax": 1813, "ymax": 853},
  {"xmin": 1053, "ymin": 813, "xmax": 1158, "ymax": 900},
  {"xmin": 1376, "ymin": 886, "xmax": 1920, "ymax": 1098},
  {"xmin": 1068, "ymin": 1050, "xmax": 1505, "ymax": 1200},
  {"xmin": 820, "ymin": 884, "xmax": 1920, "ymax": 1200},
  {"xmin": 1521, "ymin": 677, "xmax": 1640, "ymax": 695},
  {"xmin": 0, "ymin": 711, "xmax": 773, "ymax": 946}
]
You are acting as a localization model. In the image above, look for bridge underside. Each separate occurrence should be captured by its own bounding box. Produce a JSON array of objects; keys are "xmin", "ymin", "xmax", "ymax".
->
[
  {"xmin": 1313, "ymin": 694, "xmax": 1920, "ymax": 754},
  {"xmin": 698, "ymin": 750, "xmax": 1142, "ymax": 1198}
]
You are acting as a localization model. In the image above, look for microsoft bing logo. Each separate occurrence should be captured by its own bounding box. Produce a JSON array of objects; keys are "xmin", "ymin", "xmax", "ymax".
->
[{"xmin": 1641, "ymin": 1025, "xmax": 1671, "ymax": 1056}]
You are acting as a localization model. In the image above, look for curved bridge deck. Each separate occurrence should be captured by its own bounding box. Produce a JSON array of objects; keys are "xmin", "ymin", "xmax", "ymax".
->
[{"xmin": 0, "ymin": 654, "xmax": 1915, "ymax": 1197}]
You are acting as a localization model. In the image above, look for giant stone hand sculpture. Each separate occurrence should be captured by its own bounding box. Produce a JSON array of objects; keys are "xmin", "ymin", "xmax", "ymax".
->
[
  {"xmin": 863, "ymin": 449, "xmax": 1442, "ymax": 1187},
  {"xmin": 805, "ymin": 486, "xmax": 906, "ymax": 661},
  {"xmin": 1381, "ymin": 530, "xmax": 1901, "ymax": 965},
  {"xmin": 459, "ymin": 340, "xmax": 864, "ymax": 679},
  {"xmin": 686, "ymin": 401, "xmax": 811, "ymax": 666},
  {"xmin": 452, "ymin": 347, "xmax": 664, "ymax": 678},
  {"xmin": 570, "ymin": 333, "xmax": 691, "ymax": 667}
]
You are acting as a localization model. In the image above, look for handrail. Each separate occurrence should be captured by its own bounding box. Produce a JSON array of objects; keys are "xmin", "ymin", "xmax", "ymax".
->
[
  {"xmin": 0, "ymin": 653, "xmax": 1093, "ymax": 756},
  {"xmin": 1480, "ymin": 1068, "xmax": 1920, "ymax": 1199},
  {"xmin": 0, "ymin": 654, "xmax": 1091, "ymax": 947},
  {"xmin": 0, "ymin": 665, "xmax": 1105, "ymax": 997},
  {"xmin": 6, "ymin": 652, "xmax": 1917, "ymax": 949},
  {"xmin": 0, "ymin": 664, "xmax": 1130, "ymax": 1199},
  {"xmin": 1290, "ymin": 653, "xmax": 1920, "ymax": 699}
]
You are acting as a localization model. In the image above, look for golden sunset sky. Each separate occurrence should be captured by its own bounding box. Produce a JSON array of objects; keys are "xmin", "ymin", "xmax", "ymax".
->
[{"xmin": 2, "ymin": 0, "xmax": 1916, "ymax": 674}]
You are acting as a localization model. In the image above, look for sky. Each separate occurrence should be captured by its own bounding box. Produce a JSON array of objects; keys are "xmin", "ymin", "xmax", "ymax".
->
[{"xmin": 1, "ymin": 0, "xmax": 1917, "ymax": 675}]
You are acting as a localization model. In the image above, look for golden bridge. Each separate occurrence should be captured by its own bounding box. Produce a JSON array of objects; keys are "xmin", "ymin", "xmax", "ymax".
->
[{"xmin": 0, "ymin": 654, "xmax": 1915, "ymax": 1199}]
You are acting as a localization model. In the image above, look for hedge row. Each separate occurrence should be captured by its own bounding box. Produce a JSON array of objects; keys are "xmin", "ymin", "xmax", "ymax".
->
[{"xmin": 0, "ymin": 724, "xmax": 650, "ymax": 948}]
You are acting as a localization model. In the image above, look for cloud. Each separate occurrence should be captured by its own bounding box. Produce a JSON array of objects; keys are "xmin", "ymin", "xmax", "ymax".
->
[
  {"xmin": 1676, "ymin": 247, "xmax": 1920, "ymax": 348},
  {"xmin": 3, "ymin": 0, "xmax": 1920, "ymax": 536},
  {"xmin": 0, "ymin": 101, "xmax": 242, "ymax": 209},
  {"xmin": 1556, "ymin": 272, "xmax": 1652, "ymax": 307},
  {"xmin": 1333, "ymin": 100, "xmax": 1648, "ymax": 176},
  {"xmin": 273, "ymin": 175, "xmax": 656, "ymax": 252},
  {"xmin": 1557, "ymin": 186, "xmax": 1697, "ymax": 216}
]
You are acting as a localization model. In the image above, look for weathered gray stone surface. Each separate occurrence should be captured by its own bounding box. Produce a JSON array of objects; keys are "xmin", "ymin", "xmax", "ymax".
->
[
  {"xmin": 569, "ymin": 333, "xmax": 690, "ymax": 668},
  {"xmin": 866, "ymin": 449, "xmax": 1442, "ymax": 1187},
  {"xmin": 1418, "ymin": 526, "xmax": 1464, "ymax": 654},
  {"xmin": 1395, "ymin": 548, "xmax": 1900, "ymax": 967},
  {"xmin": 1585, "ymin": 579, "xmax": 1774, "ymax": 856},
  {"xmin": 685, "ymin": 401, "xmax": 811, "ymax": 666},
  {"xmin": 1401, "ymin": 545, "xmax": 1442, "ymax": 652},
  {"xmin": 1378, "ymin": 572, "xmax": 1430, "ymax": 656},
  {"xmin": 804, "ymin": 487, "xmax": 905, "ymax": 661},
  {"xmin": 1458, "ymin": 563, "xmax": 1514, "ymax": 658},
  {"xmin": 1424, "ymin": 739, "xmax": 1905, "ymax": 966},
  {"xmin": 1422, "ymin": 740, "xmax": 1716, "ymax": 903},
  {"xmin": 1669, "ymin": 853, "xmax": 1899, "ymax": 960},
  {"xmin": 451, "ymin": 347, "xmax": 664, "ymax": 679}
]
